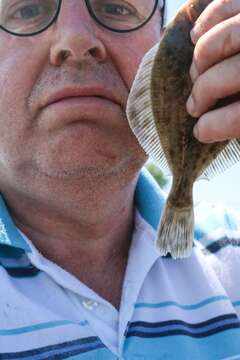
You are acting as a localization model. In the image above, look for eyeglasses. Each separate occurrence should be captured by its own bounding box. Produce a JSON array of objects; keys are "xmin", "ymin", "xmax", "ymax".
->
[{"xmin": 0, "ymin": 0, "xmax": 161, "ymax": 37}]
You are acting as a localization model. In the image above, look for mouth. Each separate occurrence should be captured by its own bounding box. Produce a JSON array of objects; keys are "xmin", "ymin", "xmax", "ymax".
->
[
  {"xmin": 37, "ymin": 88, "xmax": 125, "ymax": 133},
  {"xmin": 43, "ymin": 86, "xmax": 123, "ymax": 109}
]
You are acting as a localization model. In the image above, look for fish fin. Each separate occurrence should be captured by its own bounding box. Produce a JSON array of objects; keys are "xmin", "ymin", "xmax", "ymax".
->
[
  {"xmin": 126, "ymin": 43, "xmax": 171, "ymax": 176},
  {"xmin": 156, "ymin": 202, "xmax": 194, "ymax": 259},
  {"xmin": 201, "ymin": 139, "xmax": 240, "ymax": 180},
  {"xmin": 196, "ymin": 175, "xmax": 210, "ymax": 182}
]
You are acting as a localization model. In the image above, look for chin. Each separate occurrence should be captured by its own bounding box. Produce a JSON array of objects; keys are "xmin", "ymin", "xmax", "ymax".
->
[{"xmin": 34, "ymin": 153, "xmax": 145, "ymax": 182}]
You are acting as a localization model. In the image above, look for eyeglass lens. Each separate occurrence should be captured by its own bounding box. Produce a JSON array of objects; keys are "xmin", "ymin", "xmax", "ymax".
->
[
  {"xmin": 87, "ymin": 0, "xmax": 157, "ymax": 32},
  {"xmin": 0, "ymin": 0, "xmax": 158, "ymax": 36}
]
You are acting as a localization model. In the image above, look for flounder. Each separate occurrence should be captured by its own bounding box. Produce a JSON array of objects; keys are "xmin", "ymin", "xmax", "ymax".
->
[{"xmin": 127, "ymin": 0, "xmax": 240, "ymax": 259}]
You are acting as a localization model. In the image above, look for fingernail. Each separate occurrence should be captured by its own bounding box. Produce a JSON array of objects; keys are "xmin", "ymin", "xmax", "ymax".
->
[
  {"xmin": 186, "ymin": 95, "xmax": 196, "ymax": 116},
  {"xmin": 190, "ymin": 62, "xmax": 199, "ymax": 82},
  {"xmin": 193, "ymin": 125, "xmax": 199, "ymax": 139}
]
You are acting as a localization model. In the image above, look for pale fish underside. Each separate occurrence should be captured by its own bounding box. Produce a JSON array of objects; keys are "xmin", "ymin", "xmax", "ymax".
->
[{"xmin": 126, "ymin": 0, "xmax": 240, "ymax": 259}]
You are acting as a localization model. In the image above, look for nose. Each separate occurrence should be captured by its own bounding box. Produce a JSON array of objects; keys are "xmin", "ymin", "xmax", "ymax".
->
[{"xmin": 50, "ymin": 1, "xmax": 107, "ymax": 66}]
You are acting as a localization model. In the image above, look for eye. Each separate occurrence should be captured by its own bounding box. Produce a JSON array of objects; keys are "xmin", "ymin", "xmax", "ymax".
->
[
  {"xmin": 14, "ymin": 4, "xmax": 44, "ymax": 20},
  {"xmin": 103, "ymin": 3, "xmax": 133, "ymax": 16}
]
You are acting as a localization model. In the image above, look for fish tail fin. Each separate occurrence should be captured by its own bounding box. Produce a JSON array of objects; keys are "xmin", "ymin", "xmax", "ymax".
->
[{"xmin": 155, "ymin": 202, "xmax": 194, "ymax": 259}]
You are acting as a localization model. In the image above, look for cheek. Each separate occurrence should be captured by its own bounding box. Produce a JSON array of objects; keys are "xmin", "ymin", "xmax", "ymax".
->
[
  {"xmin": 0, "ymin": 36, "xmax": 49, "ymax": 108},
  {"xmin": 0, "ymin": 37, "xmax": 49, "ymax": 160},
  {"xmin": 114, "ymin": 39, "xmax": 160, "ymax": 89},
  {"xmin": 0, "ymin": 35, "xmax": 48, "ymax": 111},
  {"xmin": 106, "ymin": 21, "xmax": 161, "ymax": 89}
]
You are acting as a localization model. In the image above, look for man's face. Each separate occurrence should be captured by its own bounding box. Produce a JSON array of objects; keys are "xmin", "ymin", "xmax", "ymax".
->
[{"xmin": 0, "ymin": 0, "xmax": 162, "ymax": 194}]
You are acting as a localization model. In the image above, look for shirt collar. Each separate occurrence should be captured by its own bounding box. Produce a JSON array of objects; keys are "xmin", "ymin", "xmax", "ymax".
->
[
  {"xmin": 135, "ymin": 167, "xmax": 166, "ymax": 231},
  {"xmin": 0, "ymin": 195, "xmax": 31, "ymax": 253},
  {"xmin": 0, "ymin": 167, "xmax": 166, "ymax": 254}
]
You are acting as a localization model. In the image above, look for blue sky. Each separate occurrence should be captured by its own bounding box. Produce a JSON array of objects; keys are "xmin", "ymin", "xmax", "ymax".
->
[
  {"xmin": 161, "ymin": 0, "xmax": 240, "ymax": 210},
  {"xmin": 193, "ymin": 163, "xmax": 240, "ymax": 209},
  {"xmin": 165, "ymin": 0, "xmax": 186, "ymax": 24},
  {"xmin": 163, "ymin": 163, "xmax": 240, "ymax": 210}
]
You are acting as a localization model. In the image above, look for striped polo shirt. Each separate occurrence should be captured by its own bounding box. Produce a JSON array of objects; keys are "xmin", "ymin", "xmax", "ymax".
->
[{"xmin": 0, "ymin": 168, "xmax": 240, "ymax": 360}]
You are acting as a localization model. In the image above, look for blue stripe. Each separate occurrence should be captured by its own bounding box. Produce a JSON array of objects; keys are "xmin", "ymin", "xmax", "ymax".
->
[
  {"xmin": 129, "ymin": 314, "xmax": 236, "ymax": 329},
  {"xmin": 233, "ymin": 301, "xmax": 240, "ymax": 307},
  {"xmin": 0, "ymin": 320, "xmax": 88, "ymax": 336},
  {"xmin": 127, "ymin": 323, "xmax": 240, "ymax": 339},
  {"xmin": 3, "ymin": 264, "xmax": 40, "ymax": 277},
  {"xmin": 135, "ymin": 295, "xmax": 229, "ymax": 310},
  {"xmin": 123, "ymin": 328, "xmax": 240, "ymax": 360},
  {"xmin": 205, "ymin": 237, "xmax": 240, "ymax": 254},
  {"xmin": 0, "ymin": 244, "xmax": 23, "ymax": 259},
  {"xmin": 0, "ymin": 337, "xmax": 105, "ymax": 360},
  {"xmin": 15, "ymin": 340, "xmax": 104, "ymax": 360},
  {"xmin": 128, "ymin": 317, "xmax": 240, "ymax": 335}
]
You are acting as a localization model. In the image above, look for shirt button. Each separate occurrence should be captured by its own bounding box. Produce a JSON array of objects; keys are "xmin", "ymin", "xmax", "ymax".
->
[{"xmin": 82, "ymin": 299, "xmax": 98, "ymax": 311}]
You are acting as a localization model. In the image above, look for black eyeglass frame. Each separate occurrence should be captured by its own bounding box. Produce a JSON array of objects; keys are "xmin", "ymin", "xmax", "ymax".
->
[{"xmin": 0, "ymin": 0, "xmax": 164, "ymax": 37}]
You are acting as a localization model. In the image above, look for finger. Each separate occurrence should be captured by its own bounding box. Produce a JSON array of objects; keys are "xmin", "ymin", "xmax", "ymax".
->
[
  {"xmin": 191, "ymin": 0, "xmax": 240, "ymax": 43},
  {"xmin": 187, "ymin": 53, "xmax": 240, "ymax": 118},
  {"xmin": 193, "ymin": 100, "xmax": 240, "ymax": 143},
  {"xmin": 190, "ymin": 13, "xmax": 240, "ymax": 82}
]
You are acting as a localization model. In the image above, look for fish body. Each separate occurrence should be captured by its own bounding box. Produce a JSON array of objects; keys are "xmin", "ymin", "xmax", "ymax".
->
[{"xmin": 127, "ymin": 0, "xmax": 240, "ymax": 259}]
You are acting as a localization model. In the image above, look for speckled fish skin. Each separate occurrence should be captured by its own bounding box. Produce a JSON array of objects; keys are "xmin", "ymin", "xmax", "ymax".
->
[
  {"xmin": 152, "ymin": 0, "xmax": 225, "ymax": 204},
  {"xmin": 127, "ymin": 0, "xmax": 240, "ymax": 259}
]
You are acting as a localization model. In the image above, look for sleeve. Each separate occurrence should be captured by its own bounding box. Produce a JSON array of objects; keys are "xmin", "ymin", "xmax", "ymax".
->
[
  {"xmin": 194, "ymin": 201, "xmax": 240, "ymax": 254},
  {"xmin": 193, "ymin": 202, "xmax": 240, "ymax": 317}
]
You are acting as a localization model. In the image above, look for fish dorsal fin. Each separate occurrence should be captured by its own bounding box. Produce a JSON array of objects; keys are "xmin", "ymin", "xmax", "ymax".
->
[
  {"xmin": 126, "ymin": 43, "xmax": 171, "ymax": 176},
  {"xmin": 201, "ymin": 139, "xmax": 240, "ymax": 179},
  {"xmin": 127, "ymin": 42, "xmax": 240, "ymax": 181}
]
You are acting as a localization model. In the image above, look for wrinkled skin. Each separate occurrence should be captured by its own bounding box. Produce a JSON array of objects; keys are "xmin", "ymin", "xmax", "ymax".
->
[{"xmin": 187, "ymin": 0, "xmax": 240, "ymax": 143}]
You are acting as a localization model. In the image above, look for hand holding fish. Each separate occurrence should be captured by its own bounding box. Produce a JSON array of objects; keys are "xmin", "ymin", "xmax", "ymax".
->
[
  {"xmin": 127, "ymin": 0, "xmax": 240, "ymax": 259},
  {"xmin": 187, "ymin": 0, "xmax": 240, "ymax": 143}
]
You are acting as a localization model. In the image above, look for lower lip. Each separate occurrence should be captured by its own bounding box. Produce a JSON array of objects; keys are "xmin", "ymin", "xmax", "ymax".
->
[{"xmin": 40, "ymin": 96, "xmax": 122, "ymax": 131}]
